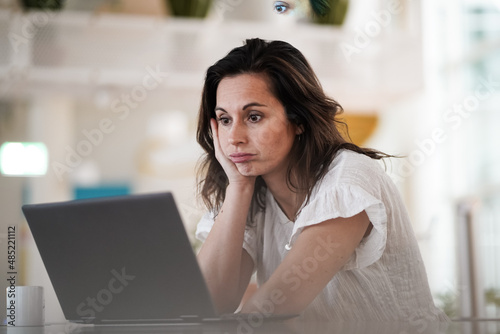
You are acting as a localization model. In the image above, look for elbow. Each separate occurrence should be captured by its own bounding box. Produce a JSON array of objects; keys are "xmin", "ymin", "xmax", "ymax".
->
[
  {"xmin": 240, "ymin": 290, "xmax": 308, "ymax": 316},
  {"xmin": 214, "ymin": 302, "xmax": 240, "ymax": 315},
  {"xmin": 206, "ymin": 284, "xmax": 242, "ymax": 315}
]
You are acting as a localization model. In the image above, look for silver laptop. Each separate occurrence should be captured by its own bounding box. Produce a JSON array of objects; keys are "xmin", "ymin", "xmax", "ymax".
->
[{"xmin": 22, "ymin": 192, "xmax": 296, "ymax": 325}]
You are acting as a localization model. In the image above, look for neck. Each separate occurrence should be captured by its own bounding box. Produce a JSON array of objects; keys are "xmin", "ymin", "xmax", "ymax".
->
[{"xmin": 262, "ymin": 170, "xmax": 305, "ymax": 222}]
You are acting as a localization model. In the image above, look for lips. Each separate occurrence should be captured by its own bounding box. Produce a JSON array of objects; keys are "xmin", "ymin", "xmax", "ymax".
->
[{"xmin": 229, "ymin": 153, "xmax": 255, "ymax": 163}]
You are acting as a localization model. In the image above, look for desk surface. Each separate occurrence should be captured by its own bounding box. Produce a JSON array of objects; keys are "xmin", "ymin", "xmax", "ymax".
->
[{"xmin": 1, "ymin": 319, "xmax": 500, "ymax": 334}]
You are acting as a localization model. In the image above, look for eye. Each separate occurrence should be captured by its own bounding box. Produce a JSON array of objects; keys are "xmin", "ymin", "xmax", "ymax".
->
[
  {"xmin": 217, "ymin": 116, "xmax": 231, "ymax": 125},
  {"xmin": 248, "ymin": 114, "xmax": 262, "ymax": 122},
  {"xmin": 273, "ymin": 1, "xmax": 290, "ymax": 14}
]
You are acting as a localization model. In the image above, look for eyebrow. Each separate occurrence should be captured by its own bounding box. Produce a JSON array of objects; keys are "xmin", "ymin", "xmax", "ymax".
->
[{"xmin": 215, "ymin": 102, "xmax": 267, "ymax": 113}]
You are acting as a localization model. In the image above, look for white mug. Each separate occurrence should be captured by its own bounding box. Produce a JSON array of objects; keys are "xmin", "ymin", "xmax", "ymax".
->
[{"xmin": 6, "ymin": 286, "xmax": 45, "ymax": 327}]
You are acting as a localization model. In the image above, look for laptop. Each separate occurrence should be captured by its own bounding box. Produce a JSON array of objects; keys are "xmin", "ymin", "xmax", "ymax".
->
[{"xmin": 22, "ymin": 192, "xmax": 297, "ymax": 325}]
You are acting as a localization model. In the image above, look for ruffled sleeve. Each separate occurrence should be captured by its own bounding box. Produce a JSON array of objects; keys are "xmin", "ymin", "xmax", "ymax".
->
[
  {"xmin": 288, "ymin": 183, "xmax": 387, "ymax": 270},
  {"xmin": 194, "ymin": 211, "xmax": 216, "ymax": 243},
  {"xmin": 195, "ymin": 212, "xmax": 259, "ymax": 269}
]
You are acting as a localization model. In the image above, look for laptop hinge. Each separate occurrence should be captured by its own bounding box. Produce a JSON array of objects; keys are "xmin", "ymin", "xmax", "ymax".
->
[{"xmin": 179, "ymin": 315, "xmax": 202, "ymax": 321}]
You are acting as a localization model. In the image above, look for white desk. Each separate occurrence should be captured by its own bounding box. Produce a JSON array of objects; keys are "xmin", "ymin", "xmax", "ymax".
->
[
  {"xmin": 0, "ymin": 319, "xmax": 500, "ymax": 334},
  {"xmin": 2, "ymin": 319, "xmax": 499, "ymax": 334}
]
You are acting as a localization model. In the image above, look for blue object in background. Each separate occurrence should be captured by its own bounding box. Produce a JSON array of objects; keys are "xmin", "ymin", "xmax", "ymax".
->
[{"xmin": 74, "ymin": 184, "xmax": 130, "ymax": 200}]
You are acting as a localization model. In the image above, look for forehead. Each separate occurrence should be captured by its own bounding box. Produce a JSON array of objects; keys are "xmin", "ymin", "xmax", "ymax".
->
[
  {"xmin": 215, "ymin": 73, "xmax": 286, "ymax": 112},
  {"xmin": 217, "ymin": 73, "xmax": 275, "ymax": 100}
]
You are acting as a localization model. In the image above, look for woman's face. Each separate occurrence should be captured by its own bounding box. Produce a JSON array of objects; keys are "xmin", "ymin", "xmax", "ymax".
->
[
  {"xmin": 272, "ymin": 0, "xmax": 311, "ymax": 18},
  {"xmin": 215, "ymin": 73, "xmax": 300, "ymax": 179}
]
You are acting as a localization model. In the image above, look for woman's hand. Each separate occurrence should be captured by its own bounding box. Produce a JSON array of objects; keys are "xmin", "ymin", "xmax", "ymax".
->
[{"xmin": 210, "ymin": 118, "xmax": 256, "ymax": 188}]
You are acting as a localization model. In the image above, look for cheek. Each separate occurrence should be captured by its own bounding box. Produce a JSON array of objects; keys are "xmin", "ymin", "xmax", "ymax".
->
[
  {"xmin": 255, "ymin": 128, "xmax": 281, "ymax": 147},
  {"xmin": 255, "ymin": 127, "xmax": 295, "ymax": 153}
]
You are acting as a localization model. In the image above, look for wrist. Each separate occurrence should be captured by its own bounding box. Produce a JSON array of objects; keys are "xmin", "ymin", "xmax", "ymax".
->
[{"xmin": 226, "ymin": 181, "xmax": 255, "ymax": 196}]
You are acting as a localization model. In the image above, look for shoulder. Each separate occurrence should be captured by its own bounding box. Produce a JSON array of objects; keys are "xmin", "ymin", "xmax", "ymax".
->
[
  {"xmin": 290, "ymin": 150, "xmax": 391, "ymax": 267},
  {"xmin": 321, "ymin": 149, "xmax": 387, "ymax": 189}
]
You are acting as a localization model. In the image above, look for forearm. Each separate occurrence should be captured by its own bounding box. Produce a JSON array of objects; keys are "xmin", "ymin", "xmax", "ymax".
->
[
  {"xmin": 240, "ymin": 211, "xmax": 370, "ymax": 315},
  {"xmin": 197, "ymin": 183, "xmax": 255, "ymax": 313}
]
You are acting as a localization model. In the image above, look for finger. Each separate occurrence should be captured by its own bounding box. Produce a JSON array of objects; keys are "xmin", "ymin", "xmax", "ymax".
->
[
  {"xmin": 210, "ymin": 118, "xmax": 218, "ymax": 143},
  {"xmin": 210, "ymin": 118, "xmax": 222, "ymax": 159}
]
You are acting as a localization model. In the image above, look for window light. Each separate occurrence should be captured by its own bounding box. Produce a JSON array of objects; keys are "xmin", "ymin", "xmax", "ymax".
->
[{"xmin": 0, "ymin": 142, "xmax": 48, "ymax": 176}]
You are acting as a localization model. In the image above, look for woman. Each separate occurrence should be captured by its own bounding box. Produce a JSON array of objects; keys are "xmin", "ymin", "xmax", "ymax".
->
[{"xmin": 195, "ymin": 38, "xmax": 448, "ymax": 321}]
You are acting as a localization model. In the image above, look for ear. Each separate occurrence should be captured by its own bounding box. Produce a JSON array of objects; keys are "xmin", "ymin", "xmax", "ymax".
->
[{"xmin": 295, "ymin": 124, "xmax": 304, "ymax": 135}]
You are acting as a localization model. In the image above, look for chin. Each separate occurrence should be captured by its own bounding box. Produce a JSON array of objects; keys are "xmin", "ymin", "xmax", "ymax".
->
[
  {"xmin": 237, "ymin": 169, "xmax": 258, "ymax": 177},
  {"xmin": 236, "ymin": 164, "xmax": 259, "ymax": 177}
]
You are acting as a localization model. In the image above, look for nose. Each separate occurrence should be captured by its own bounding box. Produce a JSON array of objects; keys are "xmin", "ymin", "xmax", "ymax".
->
[{"xmin": 228, "ymin": 121, "xmax": 247, "ymax": 146}]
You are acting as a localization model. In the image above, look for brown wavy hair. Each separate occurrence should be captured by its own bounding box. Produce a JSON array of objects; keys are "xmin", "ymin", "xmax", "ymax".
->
[{"xmin": 196, "ymin": 38, "xmax": 390, "ymax": 218}]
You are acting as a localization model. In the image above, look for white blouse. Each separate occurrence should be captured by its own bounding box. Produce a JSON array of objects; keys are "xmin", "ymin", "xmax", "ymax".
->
[{"xmin": 196, "ymin": 150, "xmax": 449, "ymax": 322}]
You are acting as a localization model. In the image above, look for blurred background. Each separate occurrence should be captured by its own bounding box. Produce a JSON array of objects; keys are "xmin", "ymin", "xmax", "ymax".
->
[{"xmin": 0, "ymin": 0, "xmax": 499, "ymax": 324}]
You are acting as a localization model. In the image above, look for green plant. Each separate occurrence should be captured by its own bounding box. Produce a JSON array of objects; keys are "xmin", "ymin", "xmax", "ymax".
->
[
  {"xmin": 313, "ymin": 0, "xmax": 349, "ymax": 25},
  {"xmin": 20, "ymin": 0, "xmax": 65, "ymax": 10},
  {"xmin": 166, "ymin": 0, "xmax": 213, "ymax": 18},
  {"xmin": 434, "ymin": 291, "xmax": 459, "ymax": 319},
  {"xmin": 434, "ymin": 287, "xmax": 500, "ymax": 319},
  {"xmin": 485, "ymin": 288, "xmax": 500, "ymax": 307}
]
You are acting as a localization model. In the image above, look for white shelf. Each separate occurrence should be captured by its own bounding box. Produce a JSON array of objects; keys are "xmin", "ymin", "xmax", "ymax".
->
[{"xmin": 0, "ymin": 9, "xmax": 423, "ymax": 112}]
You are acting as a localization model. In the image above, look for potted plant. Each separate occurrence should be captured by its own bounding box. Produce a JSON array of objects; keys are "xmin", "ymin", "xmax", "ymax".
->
[
  {"xmin": 166, "ymin": 0, "xmax": 213, "ymax": 18},
  {"xmin": 313, "ymin": 0, "xmax": 349, "ymax": 25},
  {"xmin": 20, "ymin": 0, "xmax": 65, "ymax": 10}
]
